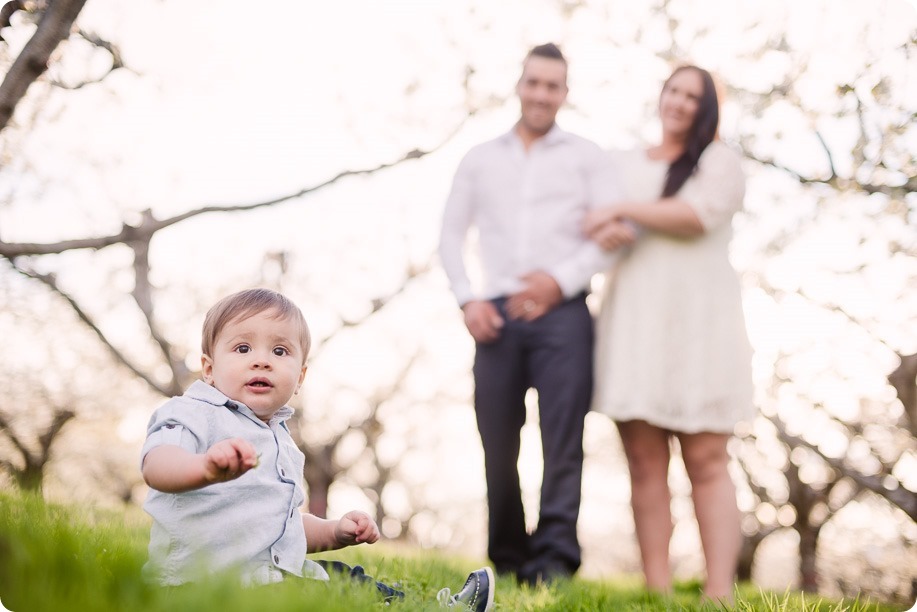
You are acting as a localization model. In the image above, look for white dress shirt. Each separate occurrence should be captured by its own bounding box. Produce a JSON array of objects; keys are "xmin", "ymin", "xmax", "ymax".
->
[{"xmin": 439, "ymin": 124, "xmax": 621, "ymax": 306}]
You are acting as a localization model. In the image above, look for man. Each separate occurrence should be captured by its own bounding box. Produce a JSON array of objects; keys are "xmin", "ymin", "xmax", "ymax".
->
[{"xmin": 438, "ymin": 43, "xmax": 628, "ymax": 585}]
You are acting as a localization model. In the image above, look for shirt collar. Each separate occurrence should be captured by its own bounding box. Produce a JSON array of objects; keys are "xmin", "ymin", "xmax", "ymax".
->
[
  {"xmin": 184, "ymin": 379, "xmax": 295, "ymax": 423},
  {"xmin": 501, "ymin": 122, "xmax": 568, "ymax": 147}
]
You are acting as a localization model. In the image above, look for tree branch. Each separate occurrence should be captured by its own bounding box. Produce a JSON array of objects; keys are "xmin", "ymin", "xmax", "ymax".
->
[
  {"xmin": 752, "ymin": 272, "xmax": 894, "ymax": 355},
  {"xmin": 8, "ymin": 260, "xmax": 173, "ymax": 396},
  {"xmin": 772, "ymin": 415, "xmax": 917, "ymax": 521},
  {"xmin": 49, "ymin": 28, "xmax": 127, "ymax": 89},
  {"xmin": 0, "ymin": 0, "xmax": 88, "ymax": 131},
  {"xmin": 127, "ymin": 212, "xmax": 187, "ymax": 394},
  {"xmin": 814, "ymin": 130, "xmax": 838, "ymax": 181},
  {"xmin": 37, "ymin": 406, "xmax": 74, "ymax": 456},
  {"xmin": 0, "ymin": 0, "xmax": 23, "ymax": 38},
  {"xmin": 744, "ymin": 149, "xmax": 917, "ymax": 197},
  {"xmin": 0, "ymin": 122, "xmax": 470, "ymax": 259},
  {"xmin": 74, "ymin": 28, "xmax": 122, "ymax": 70},
  {"xmin": 889, "ymin": 353, "xmax": 917, "ymax": 437},
  {"xmin": 0, "ymin": 410, "xmax": 31, "ymax": 463}
]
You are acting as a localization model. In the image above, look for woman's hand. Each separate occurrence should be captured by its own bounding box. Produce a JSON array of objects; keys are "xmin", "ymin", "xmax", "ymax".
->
[
  {"xmin": 584, "ymin": 206, "xmax": 637, "ymax": 252},
  {"xmin": 583, "ymin": 206, "xmax": 621, "ymax": 236}
]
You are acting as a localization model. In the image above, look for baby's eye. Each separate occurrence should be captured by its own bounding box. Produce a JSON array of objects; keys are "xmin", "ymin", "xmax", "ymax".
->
[
  {"xmin": 273, "ymin": 347, "xmax": 290, "ymax": 357},
  {"xmin": 235, "ymin": 344, "xmax": 251, "ymax": 354}
]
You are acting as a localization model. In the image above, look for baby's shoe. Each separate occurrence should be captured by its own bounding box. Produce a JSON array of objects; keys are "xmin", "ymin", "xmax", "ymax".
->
[{"xmin": 436, "ymin": 566, "xmax": 494, "ymax": 611}]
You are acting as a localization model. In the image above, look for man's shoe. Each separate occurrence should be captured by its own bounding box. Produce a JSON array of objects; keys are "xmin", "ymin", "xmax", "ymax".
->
[
  {"xmin": 437, "ymin": 567, "xmax": 495, "ymax": 611},
  {"xmin": 519, "ymin": 562, "xmax": 572, "ymax": 587}
]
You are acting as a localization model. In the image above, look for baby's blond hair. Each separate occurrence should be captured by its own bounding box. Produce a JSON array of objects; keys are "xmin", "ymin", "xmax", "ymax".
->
[{"xmin": 201, "ymin": 288, "xmax": 311, "ymax": 362}]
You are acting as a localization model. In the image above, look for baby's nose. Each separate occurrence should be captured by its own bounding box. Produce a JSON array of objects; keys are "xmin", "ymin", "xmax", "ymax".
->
[{"xmin": 252, "ymin": 355, "xmax": 272, "ymax": 368}]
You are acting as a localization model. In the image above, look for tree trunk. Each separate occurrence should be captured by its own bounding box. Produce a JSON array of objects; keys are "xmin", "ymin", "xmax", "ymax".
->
[
  {"xmin": 737, "ymin": 530, "xmax": 771, "ymax": 581},
  {"xmin": 303, "ymin": 444, "xmax": 336, "ymax": 518},
  {"xmin": 798, "ymin": 524, "xmax": 820, "ymax": 592},
  {"xmin": 305, "ymin": 478, "xmax": 330, "ymax": 518},
  {"xmin": 13, "ymin": 463, "xmax": 44, "ymax": 493},
  {"xmin": 736, "ymin": 537, "xmax": 755, "ymax": 582}
]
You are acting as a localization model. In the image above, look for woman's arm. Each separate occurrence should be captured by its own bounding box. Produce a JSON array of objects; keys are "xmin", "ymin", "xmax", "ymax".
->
[
  {"xmin": 608, "ymin": 198, "xmax": 705, "ymax": 237},
  {"xmin": 586, "ymin": 143, "xmax": 745, "ymax": 242}
]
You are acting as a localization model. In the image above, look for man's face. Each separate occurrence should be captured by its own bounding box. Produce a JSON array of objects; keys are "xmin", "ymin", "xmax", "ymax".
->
[{"xmin": 516, "ymin": 55, "xmax": 568, "ymax": 137}]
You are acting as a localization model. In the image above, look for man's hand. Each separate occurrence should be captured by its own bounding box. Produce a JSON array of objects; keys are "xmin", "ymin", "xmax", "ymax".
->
[
  {"xmin": 462, "ymin": 300, "xmax": 504, "ymax": 343},
  {"xmin": 202, "ymin": 438, "xmax": 258, "ymax": 484},
  {"xmin": 334, "ymin": 510, "xmax": 380, "ymax": 547},
  {"xmin": 506, "ymin": 271, "xmax": 563, "ymax": 322}
]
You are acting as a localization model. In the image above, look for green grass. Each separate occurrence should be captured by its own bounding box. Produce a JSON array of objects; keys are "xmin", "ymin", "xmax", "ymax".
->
[{"xmin": 0, "ymin": 491, "xmax": 902, "ymax": 611}]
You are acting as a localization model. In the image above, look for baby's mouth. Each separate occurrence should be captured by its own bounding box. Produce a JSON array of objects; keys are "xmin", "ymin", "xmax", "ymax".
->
[{"xmin": 247, "ymin": 378, "xmax": 272, "ymax": 388}]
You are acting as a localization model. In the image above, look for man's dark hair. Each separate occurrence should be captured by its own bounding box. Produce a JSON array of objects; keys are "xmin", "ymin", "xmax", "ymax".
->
[{"xmin": 526, "ymin": 42, "xmax": 566, "ymax": 66}]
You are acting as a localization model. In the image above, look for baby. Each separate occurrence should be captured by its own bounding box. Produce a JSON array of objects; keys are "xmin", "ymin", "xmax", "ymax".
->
[{"xmin": 140, "ymin": 288, "xmax": 493, "ymax": 610}]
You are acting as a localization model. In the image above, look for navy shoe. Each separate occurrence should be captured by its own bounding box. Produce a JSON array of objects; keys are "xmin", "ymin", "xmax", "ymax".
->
[{"xmin": 437, "ymin": 567, "xmax": 495, "ymax": 611}]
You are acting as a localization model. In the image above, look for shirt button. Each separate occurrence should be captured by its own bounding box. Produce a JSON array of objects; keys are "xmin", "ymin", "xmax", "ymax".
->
[
  {"xmin": 273, "ymin": 555, "xmax": 279, "ymax": 564},
  {"xmin": 280, "ymin": 469, "xmax": 286, "ymax": 476},
  {"xmin": 164, "ymin": 424, "xmax": 175, "ymax": 429}
]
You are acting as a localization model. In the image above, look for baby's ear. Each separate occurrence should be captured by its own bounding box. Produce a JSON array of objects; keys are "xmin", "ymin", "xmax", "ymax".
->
[
  {"xmin": 292, "ymin": 365, "xmax": 306, "ymax": 396},
  {"xmin": 201, "ymin": 354, "xmax": 215, "ymax": 384}
]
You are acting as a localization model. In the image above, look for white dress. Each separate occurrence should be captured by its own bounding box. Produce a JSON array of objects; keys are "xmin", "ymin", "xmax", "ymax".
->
[{"xmin": 592, "ymin": 142, "xmax": 755, "ymax": 434}]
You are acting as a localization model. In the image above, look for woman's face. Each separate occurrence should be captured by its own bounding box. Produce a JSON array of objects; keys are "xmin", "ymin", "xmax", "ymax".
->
[{"xmin": 659, "ymin": 68, "xmax": 705, "ymax": 139}]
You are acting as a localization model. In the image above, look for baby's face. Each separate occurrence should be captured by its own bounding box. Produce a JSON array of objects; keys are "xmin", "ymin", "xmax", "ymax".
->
[{"xmin": 201, "ymin": 309, "xmax": 307, "ymax": 422}]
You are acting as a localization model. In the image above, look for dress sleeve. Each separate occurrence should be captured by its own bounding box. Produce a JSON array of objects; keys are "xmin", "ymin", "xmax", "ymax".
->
[{"xmin": 679, "ymin": 142, "xmax": 746, "ymax": 231}]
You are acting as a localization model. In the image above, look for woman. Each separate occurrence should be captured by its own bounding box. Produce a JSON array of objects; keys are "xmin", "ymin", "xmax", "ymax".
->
[{"xmin": 584, "ymin": 65, "xmax": 754, "ymax": 602}]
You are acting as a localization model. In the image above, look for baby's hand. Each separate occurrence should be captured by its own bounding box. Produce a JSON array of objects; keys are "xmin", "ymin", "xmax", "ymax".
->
[
  {"xmin": 334, "ymin": 510, "xmax": 380, "ymax": 547},
  {"xmin": 203, "ymin": 438, "xmax": 258, "ymax": 484}
]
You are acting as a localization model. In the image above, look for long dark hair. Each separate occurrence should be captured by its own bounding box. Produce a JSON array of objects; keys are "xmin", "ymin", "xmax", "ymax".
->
[{"xmin": 661, "ymin": 66, "xmax": 719, "ymax": 198}]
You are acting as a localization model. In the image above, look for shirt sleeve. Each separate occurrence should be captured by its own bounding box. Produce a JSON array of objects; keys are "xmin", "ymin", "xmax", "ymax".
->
[
  {"xmin": 438, "ymin": 152, "xmax": 477, "ymax": 306},
  {"xmin": 547, "ymin": 145, "xmax": 624, "ymax": 296},
  {"xmin": 678, "ymin": 142, "xmax": 746, "ymax": 231},
  {"xmin": 140, "ymin": 398, "xmax": 211, "ymax": 469}
]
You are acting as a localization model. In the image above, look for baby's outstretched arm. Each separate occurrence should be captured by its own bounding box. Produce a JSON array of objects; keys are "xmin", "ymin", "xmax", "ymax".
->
[
  {"xmin": 142, "ymin": 438, "xmax": 258, "ymax": 493},
  {"xmin": 302, "ymin": 510, "xmax": 380, "ymax": 553}
]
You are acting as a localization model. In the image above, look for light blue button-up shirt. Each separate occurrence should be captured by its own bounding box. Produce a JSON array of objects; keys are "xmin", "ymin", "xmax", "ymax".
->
[{"xmin": 141, "ymin": 380, "xmax": 328, "ymax": 585}]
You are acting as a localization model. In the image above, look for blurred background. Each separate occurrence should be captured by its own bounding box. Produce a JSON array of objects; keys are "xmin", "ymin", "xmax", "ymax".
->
[{"xmin": 0, "ymin": 0, "xmax": 914, "ymax": 605}]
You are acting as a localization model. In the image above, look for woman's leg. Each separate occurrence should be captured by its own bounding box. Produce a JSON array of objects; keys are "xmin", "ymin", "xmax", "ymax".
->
[
  {"xmin": 616, "ymin": 419, "xmax": 673, "ymax": 592},
  {"xmin": 677, "ymin": 431, "xmax": 741, "ymax": 602}
]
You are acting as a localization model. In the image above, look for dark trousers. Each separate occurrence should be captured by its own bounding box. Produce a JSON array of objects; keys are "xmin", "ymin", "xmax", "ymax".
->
[
  {"xmin": 316, "ymin": 560, "xmax": 404, "ymax": 601},
  {"xmin": 473, "ymin": 294, "xmax": 593, "ymax": 577}
]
